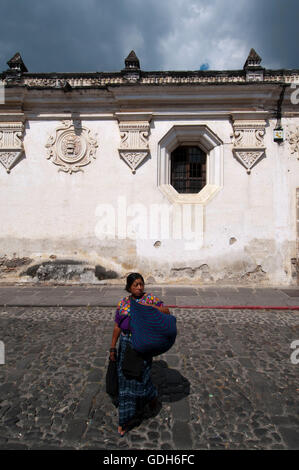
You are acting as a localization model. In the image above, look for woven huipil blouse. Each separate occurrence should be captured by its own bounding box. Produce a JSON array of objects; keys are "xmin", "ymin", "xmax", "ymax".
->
[{"xmin": 114, "ymin": 293, "xmax": 164, "ymax": 331}]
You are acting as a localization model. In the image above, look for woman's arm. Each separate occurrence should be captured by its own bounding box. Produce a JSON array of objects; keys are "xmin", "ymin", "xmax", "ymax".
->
[
  {"xmin": 155, "ymin": 305, "xmax": 170, "ymax": 314},
  {"xmin": 144, "ymin": 301, "xmax": 170, "ymax": 314},
  {"xmin": 110, "ymin": 322, "xmax": 121, "ymax": 361}
]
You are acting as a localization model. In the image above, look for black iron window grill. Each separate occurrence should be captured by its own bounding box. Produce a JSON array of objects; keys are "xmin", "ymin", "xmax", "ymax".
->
[{"xmin": 171, "ymin": 146, "xmax": 207, "ymax": 193}]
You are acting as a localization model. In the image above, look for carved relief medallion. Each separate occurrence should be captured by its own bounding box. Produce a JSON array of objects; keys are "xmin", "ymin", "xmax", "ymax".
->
[
  {"xmin": 232, "ymin": 120, "xmax": 266, "ymax": 174},
  {"xmin": 46, "ymin": 120, "xmax": 98, "ymax": 173},
  {"xmin": 0, "ymin": 122, "xmax": 24, "ymax": 173}
]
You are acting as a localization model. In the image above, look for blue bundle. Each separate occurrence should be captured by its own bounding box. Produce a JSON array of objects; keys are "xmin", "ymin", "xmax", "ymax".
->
[{"xmin": 130, "ymin": 299, "xmax": 177, "ymax": 356}]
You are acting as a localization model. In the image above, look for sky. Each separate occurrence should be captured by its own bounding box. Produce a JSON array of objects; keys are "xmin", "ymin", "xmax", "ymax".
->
[{"xmin": 0, "ymin": 0, "xmax": 298, "ymax": 74}]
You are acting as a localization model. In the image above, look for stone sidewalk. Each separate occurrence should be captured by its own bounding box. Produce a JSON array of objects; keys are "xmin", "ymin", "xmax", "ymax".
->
[
  {"xmin": 0, "ymin": 284, "xmax": 298, "ymax": 307},
  {"xmin": 0, "ymin": 284, "xmax": 299, "ymax": 450}
]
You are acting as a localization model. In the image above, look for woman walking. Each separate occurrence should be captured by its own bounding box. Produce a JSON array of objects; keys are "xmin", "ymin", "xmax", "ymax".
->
[{"xmin": 109, "ymin": 273, "xmax": 170, "ymax": 436}]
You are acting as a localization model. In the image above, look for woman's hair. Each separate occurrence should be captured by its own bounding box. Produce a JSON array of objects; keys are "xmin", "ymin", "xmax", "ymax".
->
[{"xmin": 125, "ymin": 272, "xmax": 145, "ymax": 292}]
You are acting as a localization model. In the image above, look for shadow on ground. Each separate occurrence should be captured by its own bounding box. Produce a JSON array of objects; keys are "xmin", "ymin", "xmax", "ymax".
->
[
  {"xmin": 122, "ymin": 360, "xmax": 190, "ymax": 433},
  {"xmin": 151, "ymin": 360, "xmax": 190, "ymax": 402}
]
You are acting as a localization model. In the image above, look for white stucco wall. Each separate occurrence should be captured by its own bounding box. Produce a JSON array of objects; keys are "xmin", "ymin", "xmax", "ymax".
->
[{"xmin": 0, "ymin": 112, "xmax": 298, "ymax": 286}]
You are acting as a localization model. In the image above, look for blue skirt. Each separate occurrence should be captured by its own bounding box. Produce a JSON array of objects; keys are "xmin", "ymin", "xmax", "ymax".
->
[{"xmin": 117, "ymin": 333, "xmax": 158, "ymax": 427}]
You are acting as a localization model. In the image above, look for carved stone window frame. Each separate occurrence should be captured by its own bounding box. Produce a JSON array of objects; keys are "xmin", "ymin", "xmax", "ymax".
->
[{"xmin": 157, "ymin": 125, "xmax": 223, "ymax": 204}]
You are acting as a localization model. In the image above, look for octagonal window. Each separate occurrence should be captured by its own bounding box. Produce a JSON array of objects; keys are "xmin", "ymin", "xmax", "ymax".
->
[{"xmin": 158, "ymin": 125, "xmax": 223, "ymax": 204}]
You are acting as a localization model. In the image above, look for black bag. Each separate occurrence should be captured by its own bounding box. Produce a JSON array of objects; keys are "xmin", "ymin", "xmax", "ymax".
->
[
  {"xmin": 105, "ymin": 358, "xmax": 118, "ymax": 399},
  {"xmin": 122, "ymin": 344, "xmax": 145, "ymax": 381}
]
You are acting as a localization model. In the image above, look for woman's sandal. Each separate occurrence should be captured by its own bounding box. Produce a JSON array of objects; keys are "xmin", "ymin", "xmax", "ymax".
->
[{"xmin": 118, "ymin": 426, "xmax": 126, "ymax": 437}]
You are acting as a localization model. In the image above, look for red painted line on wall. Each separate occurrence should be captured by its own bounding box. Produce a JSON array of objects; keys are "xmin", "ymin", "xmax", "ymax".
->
[{"xmin": 165, "ymin": 305, "xmax": 299, "ymax": 310}]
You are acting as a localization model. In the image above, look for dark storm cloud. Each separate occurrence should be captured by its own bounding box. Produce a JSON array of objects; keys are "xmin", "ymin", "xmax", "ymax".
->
[
  {"xmin": 0, "ymin": 0, "xmax": 170, "ymax": 72},
  {"xmin": 245, "ymin": 0, "xmax": 299, "ymax": 69},
  {"xmin": 0, "ymin": 0, "xmax": 298, "ymax": 73}
]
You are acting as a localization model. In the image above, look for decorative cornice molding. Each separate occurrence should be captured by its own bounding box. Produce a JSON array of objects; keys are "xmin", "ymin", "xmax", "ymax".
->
[{"xmin": 1, "ymin": 70, "xmax": 299, "ymax": 89}]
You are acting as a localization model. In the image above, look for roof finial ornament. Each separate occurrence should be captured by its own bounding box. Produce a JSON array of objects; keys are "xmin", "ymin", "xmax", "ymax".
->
[
  {"xmin": 243, "ymin": 48, "xmax": 262, "ymax": 69},
  {"xmin": 6, "ymin": 52, "xmax": 28, "ymax": 73},
  {"xmin": 243, "ymin": 48, "xmax": 264, "ymax": 82},
  {"xmin": 124, "ymin": 50, "xmax": 140, "ymax": 70},
  {"xmin": 122, "ymin": 51, "xmax": 141, "ymax": 83}
]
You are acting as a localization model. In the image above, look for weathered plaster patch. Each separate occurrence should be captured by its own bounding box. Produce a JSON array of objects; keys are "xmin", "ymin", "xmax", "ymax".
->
[
  {"xmin": 0, "ymin": 236, "xmax": 136, "ymax": 282},
  {"xmin": 241, "ymin": 265, "xmax": 268, "ymax": 282},
  {"xmin": 170, "ymin": 264, "xmax": 213, "ymax": 282},
  {"xmin": 94, "ymin": 265, "xmax": 118, "ymax": 281},
  {"xmin": 21, "ymin": 260, "xmax": 118, "ymax": 283},
  {"xmin": 24, "ymin": 260, "xmax": 92, "ymax": 282},
  {"xmin": 291, "ymin": 258, "xmax": 299, "ymax": 282},
  {"xmin": 0, "ymin": 255, "xmax": 32, "ymax": 277},
  {"xmin": 0, "ymin": 236, "xmax": 295, "ymax": 286}
]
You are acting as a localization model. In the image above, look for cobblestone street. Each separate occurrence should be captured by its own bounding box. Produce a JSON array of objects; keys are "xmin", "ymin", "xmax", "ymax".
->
[{"xmin": 0, "ymin": 303, "xmax": 298, "ymax": 450}]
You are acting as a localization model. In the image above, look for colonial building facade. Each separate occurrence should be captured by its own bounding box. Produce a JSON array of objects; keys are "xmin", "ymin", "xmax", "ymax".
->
[{"xmin": 0, "ymin": 49, "xmax": 298, "ymax": 286}]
